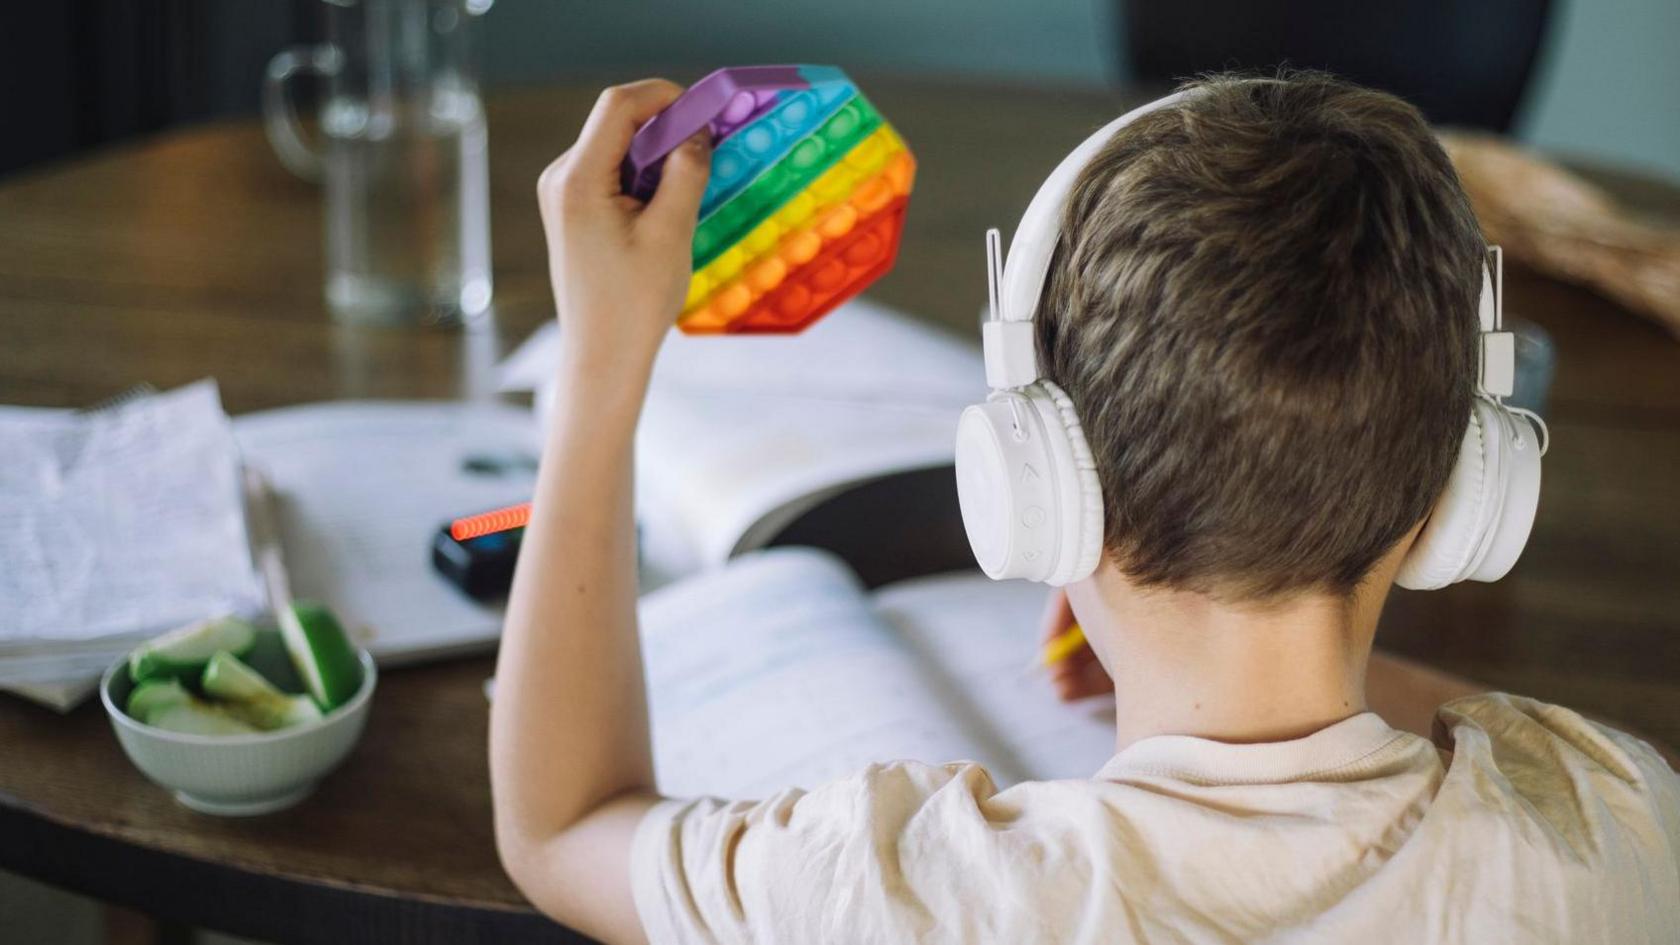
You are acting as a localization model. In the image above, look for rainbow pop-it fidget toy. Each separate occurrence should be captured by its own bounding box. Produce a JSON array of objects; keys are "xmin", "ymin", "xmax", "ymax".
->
[{"xmin": 624, "ymin": 65, "xmax": 916, "ymax": 334}]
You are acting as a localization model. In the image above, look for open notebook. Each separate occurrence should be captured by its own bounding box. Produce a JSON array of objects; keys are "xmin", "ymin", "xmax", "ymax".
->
[{"xmin": 639, "ymin": 547, "xmax": 1117, "ymax": 798}]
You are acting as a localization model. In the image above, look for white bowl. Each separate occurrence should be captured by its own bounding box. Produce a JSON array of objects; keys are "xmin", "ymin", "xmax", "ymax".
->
[{"xmin": 101, "ymin": 644, "xmax": 377, "ymax": 816}]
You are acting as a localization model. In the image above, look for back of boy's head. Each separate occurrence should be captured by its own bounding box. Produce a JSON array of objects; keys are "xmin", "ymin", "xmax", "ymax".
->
[{"xmin": 1038, "ymin": 71, "xmax": 1485, "ymax": 601}]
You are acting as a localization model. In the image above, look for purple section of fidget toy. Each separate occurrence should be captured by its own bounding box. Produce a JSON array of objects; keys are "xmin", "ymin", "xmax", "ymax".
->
[{"xmin": 623, "ymin": 65, "xmax": 810, "ymax": 200}]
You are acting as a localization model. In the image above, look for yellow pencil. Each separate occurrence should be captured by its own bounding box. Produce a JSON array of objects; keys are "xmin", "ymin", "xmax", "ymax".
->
[{"xmin": 1038, "ymin": 623, "xmax": 1087, "ymax": 668}]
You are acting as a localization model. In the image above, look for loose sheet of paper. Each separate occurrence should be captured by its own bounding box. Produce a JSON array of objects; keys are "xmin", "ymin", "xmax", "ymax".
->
[
  {"xmin": 0, "ymin": 381, "xmax": 264, "ymax": 679},
  {"xmin": 639, "ymin": 547, "xmax": 1007, "ymax": 799}
]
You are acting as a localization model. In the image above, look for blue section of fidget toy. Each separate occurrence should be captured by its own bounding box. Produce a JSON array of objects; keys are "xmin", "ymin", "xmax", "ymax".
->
[{"xmin": 699, "ymin": 75, "xmax": 858, "ymax": 219}]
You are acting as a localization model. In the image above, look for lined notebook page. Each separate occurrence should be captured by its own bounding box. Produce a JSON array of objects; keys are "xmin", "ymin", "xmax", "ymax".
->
[
  {"xmin": 639, "ymin": 548, "xmax": 1004, "ymax": 799},
  {"xmin": 874, "ymin": 572, "xmax": 1118, "ymax": 784}
]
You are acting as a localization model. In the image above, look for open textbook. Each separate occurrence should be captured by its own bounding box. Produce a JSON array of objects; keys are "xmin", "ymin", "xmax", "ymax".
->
[
  {"xmin": 639, "ymin": 547, "xmax": 1118, "ymax": 797},
  {"xmin": 499, "ymin": 298, "xmax": 984, "ymax": 582}
]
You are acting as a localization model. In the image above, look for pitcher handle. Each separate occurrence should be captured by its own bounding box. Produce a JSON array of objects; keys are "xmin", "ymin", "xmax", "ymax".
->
[{"xmin": 262, "ymin": 45, "xmax": 342, "ymax": 181}]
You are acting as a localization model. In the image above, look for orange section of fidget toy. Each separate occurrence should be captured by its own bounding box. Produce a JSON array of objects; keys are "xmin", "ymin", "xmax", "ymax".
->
[
  {"xmin": 681, "ymin": 195, "xmax": 909, "ymax": 334},
  {"xmin": 680, "ymin": 127, "xmax": 912, "ymax": 324},
  {"xmin": 678, "ymin": 134, "xmax": 916, "ymax": 333}
]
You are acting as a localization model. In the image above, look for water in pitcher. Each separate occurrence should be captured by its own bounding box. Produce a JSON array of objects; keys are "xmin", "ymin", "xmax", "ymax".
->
[{"xmin": 321, "ymin": 84, "xmax": 491, "ymax": 325}]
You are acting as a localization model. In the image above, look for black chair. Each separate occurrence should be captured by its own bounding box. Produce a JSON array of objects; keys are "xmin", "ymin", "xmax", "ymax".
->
[{"xmin": 1122, "ymin": 0, "xmax": 1554, "ymax": 131}]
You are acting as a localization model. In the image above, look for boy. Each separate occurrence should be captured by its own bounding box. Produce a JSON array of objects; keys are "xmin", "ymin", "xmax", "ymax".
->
[{"xmin": 489, "ymin": 73, "xmax": 1680, "ymax": 943}]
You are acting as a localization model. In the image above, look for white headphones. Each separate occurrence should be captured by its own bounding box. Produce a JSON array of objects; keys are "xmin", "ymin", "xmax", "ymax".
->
[{"xmin": 953, "ymin": 91, "xmax": 1549, "ymax": 589}]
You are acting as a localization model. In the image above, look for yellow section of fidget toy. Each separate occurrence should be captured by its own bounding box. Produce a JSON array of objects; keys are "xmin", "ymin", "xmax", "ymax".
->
[{"xmin": 681, "ymin": 124, "xmax": 908, "ymax": 320}]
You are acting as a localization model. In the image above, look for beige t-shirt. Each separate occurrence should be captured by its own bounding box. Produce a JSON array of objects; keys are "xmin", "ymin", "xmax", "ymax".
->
[{"xmin": 632, "ymin": 694, "xmax": 1680, "ymax": 944}]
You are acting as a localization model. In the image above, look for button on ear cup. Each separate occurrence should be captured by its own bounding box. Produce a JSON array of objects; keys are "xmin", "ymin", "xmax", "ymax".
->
[
  {"xmin": 955, "ymin": 385, "xmax": 1103, "ymax": 585},
  {"xmin": 955, "ymin": 394, "xmax": 1062, "ymax": 581},
  {"xmin": 1036, "ymin": 380, "xmax": 1105, "ymax": 585}
]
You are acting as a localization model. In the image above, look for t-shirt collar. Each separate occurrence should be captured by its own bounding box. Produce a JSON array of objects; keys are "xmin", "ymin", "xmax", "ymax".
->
[{"xmin": 1094, "ymin": 712, "xmax": 1408, "ymax": 785}]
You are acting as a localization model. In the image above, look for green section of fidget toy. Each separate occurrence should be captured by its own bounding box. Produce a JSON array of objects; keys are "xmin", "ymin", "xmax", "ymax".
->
[{"xmin": 691, "ymin": 93, "xmax": 885, "ymax": 269}]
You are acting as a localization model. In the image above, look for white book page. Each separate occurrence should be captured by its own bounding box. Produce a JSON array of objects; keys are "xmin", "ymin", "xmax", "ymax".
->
[
  {"xmin": 639, "ymin": 547, "xmax": 1007, "ymax": 799},
  {"xmin": 635, "ymin": 393, "xmax": 959, "ymax": 570},
  {"xmin": 499, "ymin": 299, "xmax": 984, "ymax": 577},
  {"xmin": 873, "ymin": 572, "xmax": 1119, "ymax": 784}
]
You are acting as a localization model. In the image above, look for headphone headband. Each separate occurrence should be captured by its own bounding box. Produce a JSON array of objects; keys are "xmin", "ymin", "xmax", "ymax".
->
[
  {"xmin": 995, "ymin": 92, "xmax": 1196, "ymax": 328},
  {"xmin": 983, "ymin": 89, "xmax": 1515, "ymax": 401},
  {"xmin": 981, "ymin": 92, "xmax": 1193, "ymax": 389}
]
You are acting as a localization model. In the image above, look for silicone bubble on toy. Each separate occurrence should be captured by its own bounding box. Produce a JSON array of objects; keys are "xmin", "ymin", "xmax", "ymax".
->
[{"xmin": 622, "ymin": 66, "xmax": 917, "ymax": 334}]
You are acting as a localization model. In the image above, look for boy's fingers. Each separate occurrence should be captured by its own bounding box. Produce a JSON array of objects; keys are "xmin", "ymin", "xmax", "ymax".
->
[
  {"xmin": 567, "ymin": 79, "xmax": 684, "ymax": 198},
  {"xmin": 1053, "ymin": 647, "xmax": 1114, "ymax": 701},
  {"xmin": 641, "ymin": 131, "xmax": 711, "ymax": 237},
  {"xmin": 1049, "ymin": 637, "xmax": 1096, "ymax": 682},
  {"xmin": 1068, "ymin": 659, "xmax": 1116, "ymax": 700}
]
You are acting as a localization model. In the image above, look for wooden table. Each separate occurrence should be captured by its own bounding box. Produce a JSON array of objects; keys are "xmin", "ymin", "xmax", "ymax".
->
[{"xmin": 2, "ymin": 78, "xmax": 1678, "ymax": 944}]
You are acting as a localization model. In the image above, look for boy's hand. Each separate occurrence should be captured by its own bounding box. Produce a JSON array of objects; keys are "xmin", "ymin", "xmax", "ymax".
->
[
  {"xmin": 1039, "ymin": 589, "xmax": 1114, "ymax": 702},
  {"xmin": 537, "ymin": 79, "xmax": 712, "ymax": 371}
]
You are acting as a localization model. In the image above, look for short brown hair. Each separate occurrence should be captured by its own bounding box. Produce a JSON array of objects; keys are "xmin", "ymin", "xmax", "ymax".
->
[{"xmin": 1038, "ymin": 72, "xmax": 1484, "ymax": 600}]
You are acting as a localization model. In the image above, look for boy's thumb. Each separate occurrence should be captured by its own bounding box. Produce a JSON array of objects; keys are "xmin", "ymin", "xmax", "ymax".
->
[{"xmin": 644, "ymin": 131, "xmax": 711, "ymax": 235}]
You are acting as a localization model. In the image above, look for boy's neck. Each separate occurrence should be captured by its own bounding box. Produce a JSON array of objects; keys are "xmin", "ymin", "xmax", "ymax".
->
[{"xmin": 1070, "ymin": 562, "xmax": 1397, "ymax": 751}]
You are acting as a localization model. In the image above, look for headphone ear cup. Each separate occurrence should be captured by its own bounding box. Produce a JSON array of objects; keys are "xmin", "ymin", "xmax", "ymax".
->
[
  {"xmin": 1397, "ymin": 398, "xmax": 1542, "ymax": 590},
  {"xmin": 1465, "ymin": 407, "xmax": 1542, "ymax": 582},
  {"xmin": 1036, "ymin": 381, "xmax": 1105, "ymax": 585},
  {"xmin": 953, "ymin": 383, "xmax": 1105, "ymax": 586},
  {"xmin": 1397, "ymin": 404, "xmax": 1494, "ymax": 590}
]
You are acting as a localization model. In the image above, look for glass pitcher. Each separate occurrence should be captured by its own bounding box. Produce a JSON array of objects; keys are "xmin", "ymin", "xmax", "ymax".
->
[{"xmin": 264, "ymin": 0, "xmax": 493, "ymax": 326}]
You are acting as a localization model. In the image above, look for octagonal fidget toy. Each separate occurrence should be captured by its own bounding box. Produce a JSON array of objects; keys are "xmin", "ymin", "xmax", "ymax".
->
[{"xmin": 623, "ymin": 65, "xmax": 916, "ymax": 334}]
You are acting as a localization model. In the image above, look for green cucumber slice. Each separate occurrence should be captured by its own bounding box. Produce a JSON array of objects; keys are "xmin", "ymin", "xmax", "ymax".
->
[
  {"xmin": 240, "ymin": 630, "xmax": 306, "ymax": 694},
  {"xmin": 126, "ymin": 679, "xmax": 193, "ymax": 722},
  {"xmin": 146, "ymin": 703, "xmax": 261, "ymax": 736},
  {"xmin": 202, "ymin": 651, "xmax": 284, "ymax": 702},
  {"xmin": 223, "ymin": 692, "xmax": 324, "ymax": 731},
  {"xmin": 127, "ymin": 679, "xmax": 260, "ymax": 735},
  {"xmin": 202, "ymin": 651, "xmax": 323, "ymax": 731},
  {"xmin": 128, "ymin": 616, "xmax": 257, "ymax": 684},
  {"xmin": 280, "ymin": 602, "xmax": 363, "ymax": 711}
]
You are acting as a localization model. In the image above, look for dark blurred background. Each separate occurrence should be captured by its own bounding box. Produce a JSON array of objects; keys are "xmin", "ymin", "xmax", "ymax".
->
[
  {"xmin": 3, "ymin": 3, "xmax": 1678, "ymax": 943},
  {"xmin": 3, "ymin": 0, "xmax": 1677, "ymax": 182}
]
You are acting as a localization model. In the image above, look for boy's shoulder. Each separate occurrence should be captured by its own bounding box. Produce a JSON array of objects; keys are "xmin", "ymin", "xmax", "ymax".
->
[{"xmin": 1432, "ymin": 691, "xmax": 1680, "ymax": 846}]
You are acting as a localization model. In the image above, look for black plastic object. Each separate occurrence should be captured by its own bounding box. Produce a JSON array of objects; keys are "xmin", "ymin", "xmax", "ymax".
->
[{"xmin": 432, "ymin": 523, "xmax": 523, "ymax": 601}]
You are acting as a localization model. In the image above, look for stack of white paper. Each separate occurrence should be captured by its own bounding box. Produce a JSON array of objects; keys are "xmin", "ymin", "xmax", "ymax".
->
[{"xmin": 0, "ymin": 381, "xmax": 266, "ymax": 699}]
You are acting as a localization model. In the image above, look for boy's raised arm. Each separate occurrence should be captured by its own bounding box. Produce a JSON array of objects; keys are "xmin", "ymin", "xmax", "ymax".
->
[{"xmin": 488, "ymin": 79, "xmax": 711, "ymax": 945}]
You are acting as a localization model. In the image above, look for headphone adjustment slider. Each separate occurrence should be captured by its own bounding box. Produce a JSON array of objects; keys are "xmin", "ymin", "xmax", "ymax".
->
[
  {"xmin": 1480, "ymin": 331, "xmax": 1515, "ymax": 399},
  {"xmin": 983, "ymin": 319, "xmax": 1040, "ymax": 390}
]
